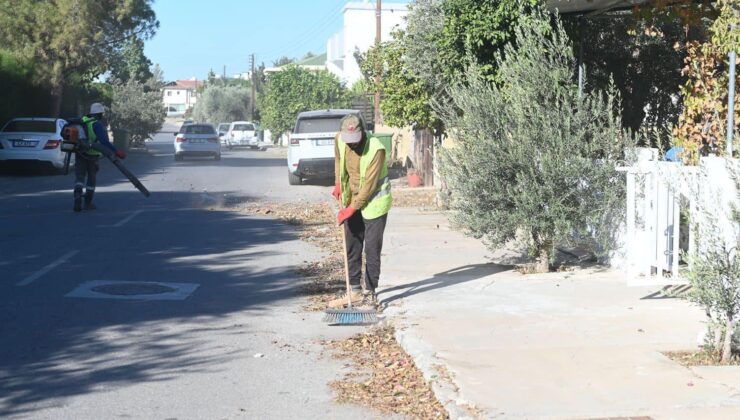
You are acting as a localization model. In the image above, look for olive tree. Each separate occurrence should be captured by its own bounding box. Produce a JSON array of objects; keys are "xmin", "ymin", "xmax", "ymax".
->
[
  {"xmin": 108, "ymin": 67, "xmax": 165, "ymax": 147},
  {"xmin": 437, "ymin": 9, "xmax": 630, "ymax": 272},
  {"xmin": 191, "ymin": 85, "xmax": 252, "ymax": 124},
  {"xmin": 685, "ymin": 168, "xmax": 740, "ymax": 363}
]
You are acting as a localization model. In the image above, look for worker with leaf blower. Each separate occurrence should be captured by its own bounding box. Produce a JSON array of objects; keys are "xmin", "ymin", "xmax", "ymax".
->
[
  {"xmin": 329, "ymin": 114, "xmax": 392, "ymax": 309},
  {"xmin": 72, "ymin": 103, "xmax": 126, "ymax": 212}
]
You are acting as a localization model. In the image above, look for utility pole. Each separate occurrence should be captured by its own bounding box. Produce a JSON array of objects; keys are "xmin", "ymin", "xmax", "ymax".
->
[
  {"xmin": 374, "ymin": 0, "xmax": 381, "ymax": 126},
  {"xmin": 249, "ymin": 54, "xmax": 256, "ymax": 121}
]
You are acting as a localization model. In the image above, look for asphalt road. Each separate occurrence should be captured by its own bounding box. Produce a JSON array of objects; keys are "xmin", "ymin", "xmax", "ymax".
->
[{"xmin": 0, "ymin": 126, "xmax": 367, "ymax": 419}]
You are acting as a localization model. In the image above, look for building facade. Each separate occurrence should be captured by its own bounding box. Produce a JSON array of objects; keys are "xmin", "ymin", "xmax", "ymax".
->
[
  {"xmin": 162, "ymin": 79, "xmax": 202, "ymax": 116},
  {"xmin": 326, "ymin": 1, "xmax": 408, "ymax": 87}
]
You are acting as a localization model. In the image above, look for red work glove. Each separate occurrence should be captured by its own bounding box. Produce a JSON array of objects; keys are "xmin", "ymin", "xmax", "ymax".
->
[
  {"xmin": 331, "ymin": 183, "xmax": 341, "ymax": 201},
  {"xmin": 337, "ymin": 206, "xmax": 356, "ymax": 225},
  {"xmin": 115, "ymin": 150, "xmax": 126, "ymax": 159}
]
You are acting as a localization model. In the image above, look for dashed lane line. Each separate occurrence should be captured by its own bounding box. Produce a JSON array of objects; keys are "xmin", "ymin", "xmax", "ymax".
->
[{"xmin": 16, "ymin": 250, "xmax": 79, "ymax": 286}]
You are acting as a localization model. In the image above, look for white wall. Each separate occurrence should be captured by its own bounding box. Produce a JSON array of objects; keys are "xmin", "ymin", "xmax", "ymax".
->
[
  {"xmin": 162, "ymin": 88, "xmax": 197, "ymax": 109},
  {"xmin": 327, "ymin": 2, "xmax": 408, "ymax": 87}
]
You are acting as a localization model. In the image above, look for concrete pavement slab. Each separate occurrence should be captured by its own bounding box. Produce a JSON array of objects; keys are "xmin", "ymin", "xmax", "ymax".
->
[{"xmin": 380, "ymin": 207, "xmax": 740, "ymax": 419}]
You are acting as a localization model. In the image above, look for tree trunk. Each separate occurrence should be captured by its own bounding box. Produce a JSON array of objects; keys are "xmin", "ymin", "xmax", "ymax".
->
[
  {"xmin": 714, "ymin": 324, "xmax": 724, "ymax": 354},
  {"xmin": 49, "ymin": 83, "xmax": 64, "ymax": 117},
  {"xmin": 721, "ymin": 318, "xmax": 735, "ymax": 364},
  {"xmin": 531, "ymin": 232, "xmax": 552, "ymax": 273}
]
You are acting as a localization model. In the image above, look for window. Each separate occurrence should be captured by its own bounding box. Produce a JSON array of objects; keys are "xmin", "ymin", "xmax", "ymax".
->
[
  {"xmin": 167, "ymin": 91, "xmax": 172, "ymax": 96},
  {"xmin": 296, "ymin": 117, "xmax": 347, "ymax": 133},
  {"xmin": 233, "ymin": 124, "xmax": 255, "ymax": 131},
  {"xmin": 2, "ymin": 120, "xmax": 57, "ymax": 133},
  {"xmin": 176, "ymin": 91, "xmax": 180, "ymax": 95},
  {"xmin": 179, "ymin": 124, "xmax": 216, "ymax": 135}
]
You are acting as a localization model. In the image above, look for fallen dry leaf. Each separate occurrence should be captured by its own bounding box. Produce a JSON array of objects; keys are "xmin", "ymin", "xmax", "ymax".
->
[{"xmin": 327, "ymin": 326, "xmax": 448, "ymax": 419}]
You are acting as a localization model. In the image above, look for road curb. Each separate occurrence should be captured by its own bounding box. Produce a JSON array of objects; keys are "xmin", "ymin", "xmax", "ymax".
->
[{"xmin": 389, "ymin": 314, "xmax": 474, "ymax": 420}]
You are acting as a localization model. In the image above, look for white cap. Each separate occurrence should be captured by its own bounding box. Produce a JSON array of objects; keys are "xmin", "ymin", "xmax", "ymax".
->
[{"xmin": 90, "ymin": 103, "xmax": 105, "ymax": 114}]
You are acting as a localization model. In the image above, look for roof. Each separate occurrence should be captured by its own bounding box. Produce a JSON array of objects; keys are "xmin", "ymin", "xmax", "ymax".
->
[
  {"xmin": 296, "ymin": 109, "xmax": 361, "ymax": 118},
  {"xmin": 546, "ymin": 0, "xmax": 649, "ymax": 14},
  {"xmin": 163, "ymin": 80, "xmax": 203, "ymax": 90},
  {"xmin": 294, "ymin": 53, "xmax": 327, "ymax": 67}
]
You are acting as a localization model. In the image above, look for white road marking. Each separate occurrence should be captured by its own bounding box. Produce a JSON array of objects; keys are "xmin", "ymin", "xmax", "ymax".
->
[
  {"xmin": 113, "ymin": 210, "xmax": 144, "ymax": 227},
  {"xmin": 17, "ymin": 250, "xmax": 79, "ymax": 286},
  {"xmin": 66, "ymin": 280, "xmax": 200, "ymax": 301}
]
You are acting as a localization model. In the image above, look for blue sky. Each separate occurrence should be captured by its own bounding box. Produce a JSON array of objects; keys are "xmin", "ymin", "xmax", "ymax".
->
[{"xmin": 145, "ymin": 0, "xmax": 407, "ymax": 81}]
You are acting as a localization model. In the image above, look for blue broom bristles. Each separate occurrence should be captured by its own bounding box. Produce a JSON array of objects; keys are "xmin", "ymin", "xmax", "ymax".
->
[{"xmin": 323, "ymin": 308, "xmax": 378, "ymax": 325}]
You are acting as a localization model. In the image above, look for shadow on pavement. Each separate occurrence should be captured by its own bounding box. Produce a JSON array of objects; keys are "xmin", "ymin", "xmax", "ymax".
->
[
  {"xmin": 377, "ymin": 263, "xmax": 508, "ymax": 306},
  {"xmin": 0, "ymin": 190, "xmax": 311, "ymax": 417}
]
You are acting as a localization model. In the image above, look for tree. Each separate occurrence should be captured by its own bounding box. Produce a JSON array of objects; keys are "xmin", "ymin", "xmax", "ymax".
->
[
  {"xmin": 437, "ymin": 9, "xmax": 631, "ymax": 273},
  {"xmin": 0, "ymin": 0, "xmax": 158, "ymax": 116},
  {"xmin": 108, "ymin": 38, "xmax": 153, "ymax": 84},
  {"xmin": 405, "ymin": 0, "xmax": 539, "ymax": 91},
  {"xmin": 685, "ymin": 167, "xmax": 740, "ymax": 363},
  {"xmin": 272, "ymin": 56, "xmax": 295, "ymax": 67},
  {"xmin": 567, "ymin": 14, "xmax": 703, "ymax": 138},
  {"xmin": 673, "ymin": 0, "xmax": 740, "ymax": 163},
  {"xmin": 108, "ymin": 68, "xmax": 165, "ymax": 147},
  {"xmin": 258, "ymin": 66, "xmax": 348, "ymax": 136},
  {"xmin": 192, "ymin": 85, "xmax": 252, "ymax": 124},
  {"xmin": 357, "ymin": 31, "xmax": 440, "ymax": 129}
]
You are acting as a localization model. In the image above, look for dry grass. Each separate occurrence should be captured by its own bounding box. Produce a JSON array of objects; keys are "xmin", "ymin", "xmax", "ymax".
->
[
  {"xmin": 392, "ymin": 187, "xmax": 438, "ymax": 208},
  {"xmin": 664, "ymin": 350, "xmax": 740, "ymax": 367}
]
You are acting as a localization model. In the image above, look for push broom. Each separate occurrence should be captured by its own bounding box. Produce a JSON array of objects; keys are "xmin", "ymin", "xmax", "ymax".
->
[{"xmin": 323, "ymin": 218, "xmax": 378, "ymax": 325}]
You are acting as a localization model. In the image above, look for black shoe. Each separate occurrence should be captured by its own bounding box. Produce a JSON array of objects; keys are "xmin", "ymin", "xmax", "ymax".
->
[
  {"xmin": 73, "ymin": 198, "xmax": 82, "ymax": 212},
  {"xmin": 83, "ymin": 202, "xmax": 97, "ymax": 211}
]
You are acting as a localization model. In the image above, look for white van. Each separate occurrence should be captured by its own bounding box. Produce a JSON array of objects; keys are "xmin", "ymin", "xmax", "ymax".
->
[
  {"xmin": 227, "ymin": 121, "xmax": 258, "ymax": 148},
  {"xmin": 287, "ymin": 109, "xmax": 369, "ymax": 185}
]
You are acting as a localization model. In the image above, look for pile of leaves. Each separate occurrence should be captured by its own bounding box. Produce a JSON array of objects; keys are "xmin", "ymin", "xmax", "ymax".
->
[
  {"xmin": 326, "ymin": 326, "xmax": 448, "ymax": 419},
  {"xmin": 241, "ymin": 201, "xmax": 346, "ymax": 310}
]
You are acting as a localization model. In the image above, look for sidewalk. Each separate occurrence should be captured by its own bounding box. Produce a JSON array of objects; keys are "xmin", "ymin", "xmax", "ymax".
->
[{"xmin": 379, "ymin": 207, "xmax": 740, "ymax": 419}]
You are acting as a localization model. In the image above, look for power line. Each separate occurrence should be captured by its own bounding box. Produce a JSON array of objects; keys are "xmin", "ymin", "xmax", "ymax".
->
[{"xmin": 256, "ymin": 0, "xmax": 347, "ymax": 60}]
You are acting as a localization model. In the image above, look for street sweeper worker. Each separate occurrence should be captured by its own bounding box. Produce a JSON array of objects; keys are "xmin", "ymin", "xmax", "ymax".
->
[
  {"xmin": 73, "ymin": 102, "xmax": 126, "ymax": 212},
  {"xmin": 329, "ymin": 114, "xmax": 392, "ymax": 308}
]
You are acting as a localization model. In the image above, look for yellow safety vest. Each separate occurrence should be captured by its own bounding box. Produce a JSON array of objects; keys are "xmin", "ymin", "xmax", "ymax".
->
[
  {"xmin": 338, "ymin": 136, "xmax": 392, "ymax": 219},
  {"xmin": 81, "ymin": 116, "xmax": 102, "ymax": 157}
]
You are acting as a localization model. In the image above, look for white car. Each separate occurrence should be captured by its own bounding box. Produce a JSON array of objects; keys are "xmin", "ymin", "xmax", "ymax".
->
[
  {"xmin": 217, "ymin": 123, "xmax": 230, "ymax": 146},
  {"xmin": 227, "ymin": 121, "xmax": 259, "ymax": 148},
  {"xmin": 174, "ymin": 123, "xmax": 221, "ymax": 161},
  {"xmin": 287, "ymin": 109, "xmax": 367, "ymax": 185},
  {"xmin": 0, "ymin": 117, "xmax": 73, "ymax": 171}
]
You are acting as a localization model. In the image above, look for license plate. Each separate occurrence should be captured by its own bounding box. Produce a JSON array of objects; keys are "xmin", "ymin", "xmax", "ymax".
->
[
  {"xmin": 190, "ymin": 139, "xmax": 204, "ymax": 143},
  {"xmin": 12, "ymin": 140, "xmax": 37, "ymax": 147},
  {"xmin": 315, "ymin": 139, "xmax": 334, "ymax": 146}
]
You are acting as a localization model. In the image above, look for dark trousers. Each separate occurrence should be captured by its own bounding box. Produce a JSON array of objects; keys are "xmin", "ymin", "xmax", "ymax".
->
[
  {"xmin": 343, "ymin": 212, "xmax": 388, "ymax": 291},
  {"xmin": 74, "ymin": 154, "xmax": 99, "ymax": 202}
]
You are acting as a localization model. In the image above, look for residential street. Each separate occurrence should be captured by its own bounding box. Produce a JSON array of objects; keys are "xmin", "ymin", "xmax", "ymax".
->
[{"xmin": 0, "ymin": 125, "xmax": 367, "ymax": 419}]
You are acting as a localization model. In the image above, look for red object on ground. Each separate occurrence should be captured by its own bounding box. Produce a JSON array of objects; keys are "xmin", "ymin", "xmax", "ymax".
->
[{"xmin": 407, "ymin": 171, "xmax": 423, "ymax": 188}]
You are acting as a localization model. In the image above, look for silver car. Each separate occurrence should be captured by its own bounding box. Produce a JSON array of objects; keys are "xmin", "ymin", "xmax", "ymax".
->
[
  {"xmin": 0, "ymin": 117, "xmax": 74, "ymax": 171},
  {"xmin": 174, "ymin": 123, "xmax": 221, "ymax": 161}
]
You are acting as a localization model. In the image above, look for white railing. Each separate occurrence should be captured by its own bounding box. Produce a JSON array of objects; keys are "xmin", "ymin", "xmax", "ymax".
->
[{"xmin": 617, "ymin": 150, "xmax": 737, "ymax": 286}]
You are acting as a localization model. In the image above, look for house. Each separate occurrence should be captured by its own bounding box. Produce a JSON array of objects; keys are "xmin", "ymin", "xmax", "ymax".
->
[
  {"xmin": 162, "ymin": 79, "xmax": 203, "ymax": 116},
  {"xmin": 263, "ymin": 53, "xmax": 328, "ymax": 76},
  {"xmin": 326, "ymin": 1, "xmax": 408, "ymax": 87}
]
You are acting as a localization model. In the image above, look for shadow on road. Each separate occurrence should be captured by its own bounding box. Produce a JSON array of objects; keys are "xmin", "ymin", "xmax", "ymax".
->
[{"xmin": 0, "ymin": 189, "xmax": 312, "ymax": 417}]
